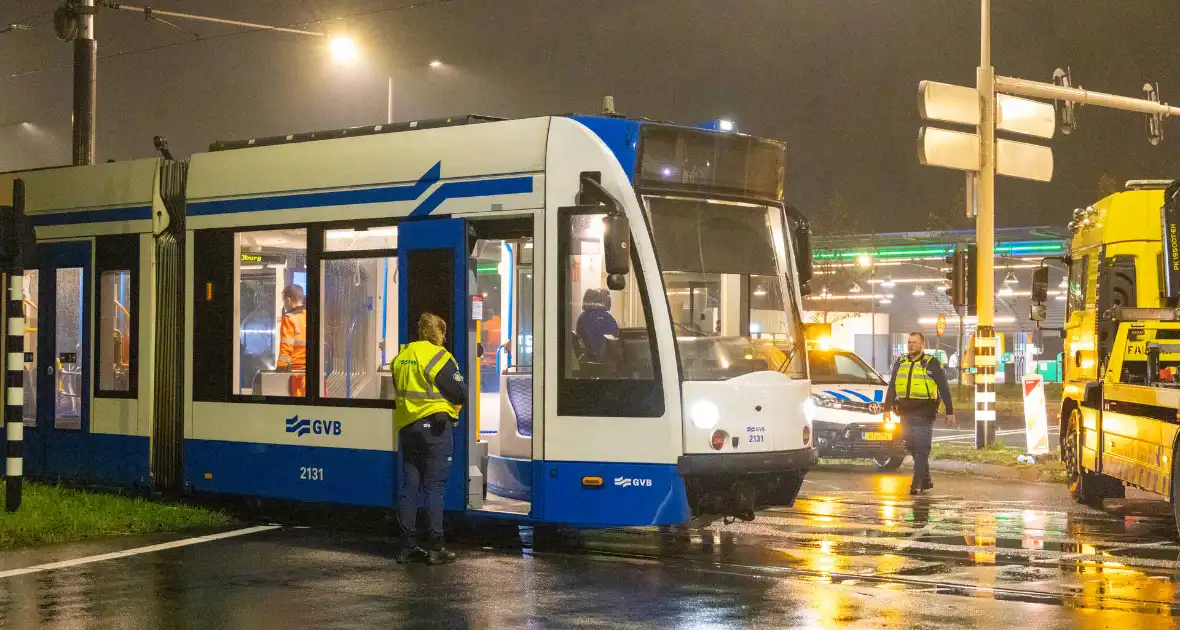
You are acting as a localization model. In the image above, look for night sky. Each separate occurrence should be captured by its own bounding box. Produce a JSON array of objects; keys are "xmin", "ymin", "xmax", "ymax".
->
[{"xmin": 1, "ymin": 0, "xmax": 1177, "ymax": 233}]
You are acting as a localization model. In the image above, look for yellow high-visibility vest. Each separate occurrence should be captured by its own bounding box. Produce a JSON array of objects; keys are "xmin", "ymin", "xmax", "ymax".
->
[
  {"xmin": 895, "ymin": 354, "xmax": 938, "ymax": 401},
  {"xmin": 392, "ymin": 340, "xmax": 459, "ymax": 430}
]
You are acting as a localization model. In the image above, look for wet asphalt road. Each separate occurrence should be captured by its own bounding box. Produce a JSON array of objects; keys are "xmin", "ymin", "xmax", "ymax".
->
[{"xmin": 1, "ymin": 465, "xmax": 1178, "ymax": 629}]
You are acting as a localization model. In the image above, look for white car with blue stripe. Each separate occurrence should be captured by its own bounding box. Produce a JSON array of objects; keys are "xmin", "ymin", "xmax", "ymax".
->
[{"xmin": 808, "ymin": 348, "xmax": 907, "ymax": 471}]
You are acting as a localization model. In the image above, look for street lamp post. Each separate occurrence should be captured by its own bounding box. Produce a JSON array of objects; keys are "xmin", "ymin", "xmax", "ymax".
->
[{"xmin": 330, "ymin": 37, "xmax": 442, "ymax": 124}]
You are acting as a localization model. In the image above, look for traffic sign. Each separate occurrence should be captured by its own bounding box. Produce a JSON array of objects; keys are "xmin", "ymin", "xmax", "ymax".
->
[
  {"xmin": 936, "ymin": 314, "xmax": 947, "ymax": 337},
  {"xmin": 919, "ymin": 81, "xmax": 1056, "ymax": 138},
  {"xmin": 918, "ymin": 127, "xmax": 1054, "ymax": 181}
]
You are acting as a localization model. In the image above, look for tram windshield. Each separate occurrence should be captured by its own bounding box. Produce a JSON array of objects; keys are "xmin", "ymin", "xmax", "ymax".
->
[{"xmin": 644, "ymin": 196, "xmax": 805, "ymax": 381}]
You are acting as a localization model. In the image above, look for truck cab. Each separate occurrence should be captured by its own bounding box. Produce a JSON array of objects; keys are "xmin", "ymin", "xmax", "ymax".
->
[{"xmin": 1031, "ymin": 180, "xmax": 1180, "ymax": 526}]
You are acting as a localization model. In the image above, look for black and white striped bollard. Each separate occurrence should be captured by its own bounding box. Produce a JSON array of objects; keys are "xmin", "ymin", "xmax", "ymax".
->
[{"xmin": 5, "ymin": 271, "xmax": 23, "ymax": 512}]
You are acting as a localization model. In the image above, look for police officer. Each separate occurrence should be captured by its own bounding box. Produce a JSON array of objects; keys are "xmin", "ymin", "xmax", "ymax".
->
[
  {"xmin": 392, "ymin": 313, "xmax": 467, "ymax": 564},
  {"xmin": 883, "ymin": 332, "xmax": 955, "ymax": 495}
]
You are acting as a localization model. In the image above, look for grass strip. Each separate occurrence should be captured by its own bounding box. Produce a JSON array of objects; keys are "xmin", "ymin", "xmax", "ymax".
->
[
  {"xmin": 0, "ymin": 483, "xmax": 236, "ymax": 549},
  {"xmin": 931, "ymin": 442, "xmax": 1068, "ymax": 483}
]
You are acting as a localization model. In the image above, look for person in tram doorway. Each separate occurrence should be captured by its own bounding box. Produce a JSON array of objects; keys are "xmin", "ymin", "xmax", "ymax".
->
[
  {"xmin": 392, "ymin": 313, "xmax": 467, "ymax": 565},
  {"xmin": 883, "ymin": 332, "xmax": 955, "ymax": 495},
  {"xmin": 276, "ymin": 284, "xmax": 307, "ymax": 396}
]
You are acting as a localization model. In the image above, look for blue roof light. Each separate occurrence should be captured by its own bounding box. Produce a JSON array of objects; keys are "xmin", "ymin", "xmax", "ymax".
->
[{"xmin": 698, "ymin": 119, "xmax": 737, "ymax": 133}]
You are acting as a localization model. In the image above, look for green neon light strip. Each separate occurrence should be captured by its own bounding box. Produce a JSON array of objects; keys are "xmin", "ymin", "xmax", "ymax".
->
[{"xmin": 813, "ymin": 240, "xmax": 1064, "ymax": 260}]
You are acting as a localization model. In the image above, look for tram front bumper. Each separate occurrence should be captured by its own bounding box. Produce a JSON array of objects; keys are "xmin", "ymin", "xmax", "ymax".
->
[{"xmin": 678, "ymin": 447, "xmax": 817, "ymax": 521}]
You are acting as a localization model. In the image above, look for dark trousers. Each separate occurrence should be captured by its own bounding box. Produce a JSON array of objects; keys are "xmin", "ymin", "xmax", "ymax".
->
[
  {"xmin": 902, "ymin": 415, "xmax": 934, "ymax": 488},
  {"xmin": 397, "ymin": 413, "xmax": 454, "ymax": 551}
]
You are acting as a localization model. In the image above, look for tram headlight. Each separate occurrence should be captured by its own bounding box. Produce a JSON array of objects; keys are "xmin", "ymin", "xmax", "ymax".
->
[
  {"xmin": 802, "ymin": 396, "xmax": 818, "ymax": 423},
  {"xmin": 690, "ymin": 400, "xmax": 721, "ymax": 429}
]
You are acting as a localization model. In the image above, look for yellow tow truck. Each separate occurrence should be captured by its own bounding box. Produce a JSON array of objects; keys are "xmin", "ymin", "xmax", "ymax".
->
[{"xmin": 1030, "ymin": 180, "xmax": 1180, "ymax": 526}]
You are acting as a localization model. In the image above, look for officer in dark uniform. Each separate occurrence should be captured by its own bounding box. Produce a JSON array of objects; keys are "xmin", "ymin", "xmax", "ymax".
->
[{"xmin": 883, "ymin": 332, "xmax": 955, "ymax": 495}]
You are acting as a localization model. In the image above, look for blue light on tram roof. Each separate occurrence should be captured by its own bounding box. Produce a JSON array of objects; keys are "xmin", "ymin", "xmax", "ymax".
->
[{"xmin": 697, "ymin": 119, "xmax": 737, "ymax": 133}]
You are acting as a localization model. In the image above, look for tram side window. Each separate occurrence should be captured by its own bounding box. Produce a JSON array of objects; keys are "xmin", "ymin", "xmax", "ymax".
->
[
  {"xmin": 95, "ymin": 234, "xmax": 138, "ymax": 396},
  {"xmin": 320, "ymin": 227, "xmax": 398, "ymax": 400},
  {"xmin": 558, "ymin": 210, "xmax": 663, "ymax": 418},
  {"xmin": 235, "ymin": 229, "xmax": 308, "ymax": 398},
  {"xmin": 98, "ymin": 271, "xmax": 132, "ymax": 392}
]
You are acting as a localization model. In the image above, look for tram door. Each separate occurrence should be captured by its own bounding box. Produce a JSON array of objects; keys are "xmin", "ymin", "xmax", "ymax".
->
[
  {"xmin": 27, "ymin": 241, "xmax": 92, "ymax": 478},
  {"xmin": 397, "ymin": 218, "xmax": 469, "ymax": 511}
]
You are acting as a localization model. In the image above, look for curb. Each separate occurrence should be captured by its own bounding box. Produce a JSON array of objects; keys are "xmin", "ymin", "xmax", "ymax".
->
[{"xmin": 907, "ymin": 459, "xmax": 1064, "ymax": 483}]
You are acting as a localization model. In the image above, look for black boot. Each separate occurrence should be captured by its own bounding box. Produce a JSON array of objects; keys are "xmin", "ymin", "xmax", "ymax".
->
[
  {"xmin": 428, "ymin": 548, "xmax": 457, "ymax": 565},
  {"xmin": 921, "ymin": 479, "xmax": 934, "ymax": 492}
]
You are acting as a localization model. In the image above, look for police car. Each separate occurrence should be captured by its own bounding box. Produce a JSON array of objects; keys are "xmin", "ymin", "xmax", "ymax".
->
[{"xmin": 807, "ymin": 346, "xmax": 907, "ymax": 471}]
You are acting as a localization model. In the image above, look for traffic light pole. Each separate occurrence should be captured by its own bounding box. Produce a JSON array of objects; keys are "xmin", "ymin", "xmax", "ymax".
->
[
  {"xmin": 975, "ymin": 0, "xmax": 998, "ymax": 448},
  {"xmin": 72, "ymin": 0, "xmax": 97, "ymax": 166}
]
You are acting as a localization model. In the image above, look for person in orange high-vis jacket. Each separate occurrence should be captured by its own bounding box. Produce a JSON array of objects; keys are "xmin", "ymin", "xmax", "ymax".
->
[{"xmin": 277, "ymin": 284, "xmax": 307, "ymax": 396}]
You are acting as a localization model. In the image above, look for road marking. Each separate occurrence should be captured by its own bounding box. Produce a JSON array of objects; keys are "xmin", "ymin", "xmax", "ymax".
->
[
  {"xmin": 932, "ymin": 427, "xmax": 1059, "ymax": 443},
  {"xmin": 0, "ymin": 525, "xmax": 280, "ymax": 579},
  {"xmin": 723, "ymin": 525, "xmax": 1180, "ymax": 569}
]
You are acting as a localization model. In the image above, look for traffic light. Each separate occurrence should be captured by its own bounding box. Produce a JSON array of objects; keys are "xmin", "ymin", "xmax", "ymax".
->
[
  {"xmin": 944, "ymin": 246, "xmax": 965, "ymax": 313},
  {"xmin": 963, "ymin": 243, "xmax": 978, "ymax": 316},
  {"xmin": 0, "ymin": 180, "xmax": 36, "ymax": 272},
  {"xmin": 944, "ymin": 244, "xmax": 978, "ymax": 316}
]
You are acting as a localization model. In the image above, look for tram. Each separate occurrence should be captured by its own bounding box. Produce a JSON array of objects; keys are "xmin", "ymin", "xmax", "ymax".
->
[{"xmin": 0, "ymin": 112, "xmax": 817, "ymax": 525}]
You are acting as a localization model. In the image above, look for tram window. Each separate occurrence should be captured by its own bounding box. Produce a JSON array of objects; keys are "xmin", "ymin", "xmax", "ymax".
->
[
  {"xmin": 234, "ymin": 229, "xmax": 308, "ymax": 398},
  {"xmin": 558, "ymin": 210, "xmax": 663, "ymax": 418},
  {"xmin": 95, "ymin": 234, "xmax": 139, "ymax": 397},
  {"xmin": 325, "ymin": 227, "xmax": 398, "ymax": 252},
  {"xmin": 97, "ymin": 271, "xmax": 133, "ymax": 392},
  {"xmin": 20, "ymin": 269, "xmax": 37, "ymax": 426},
  {"xmin": 320, "ymin": 257, "xmax": 397, "ymax": 400}
]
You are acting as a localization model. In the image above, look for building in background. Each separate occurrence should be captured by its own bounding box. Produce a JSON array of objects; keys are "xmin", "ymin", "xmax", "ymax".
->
[{"xmin": 805, "ymin": 227, "xmax": 1068, "ymax": 382}]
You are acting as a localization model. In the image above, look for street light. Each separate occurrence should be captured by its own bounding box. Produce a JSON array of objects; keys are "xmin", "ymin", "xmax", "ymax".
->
[{"xmin": 329, "ymin": 36, "xmax": 359, "ymax": 64}]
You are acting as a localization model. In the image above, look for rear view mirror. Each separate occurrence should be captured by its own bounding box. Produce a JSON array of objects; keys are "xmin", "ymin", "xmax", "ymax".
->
[
  {"xmin": 784, "ymin": 205, "xmax": 813, "ymax": 288},
  {"xmin": 1031, "ymin": 266, "xmax": 1049, "ymax": 303},
  {"xmin": 603, "ymin": 213, "xmax": 631, "ymax": 277},
  {"xmin": 577, "ymin": 172, "xmax": 630, "ymax": 290}
]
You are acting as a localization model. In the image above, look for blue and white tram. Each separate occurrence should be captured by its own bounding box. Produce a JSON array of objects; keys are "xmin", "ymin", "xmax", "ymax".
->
[{"xmin": 1, "ymin": 113, "xmax": 817, "ymax": 525}]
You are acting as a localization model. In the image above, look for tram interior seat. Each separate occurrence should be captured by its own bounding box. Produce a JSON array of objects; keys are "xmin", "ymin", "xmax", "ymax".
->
[{"xmin": 498, "ymin": 370, "xmax": 533, "ymax": 459}]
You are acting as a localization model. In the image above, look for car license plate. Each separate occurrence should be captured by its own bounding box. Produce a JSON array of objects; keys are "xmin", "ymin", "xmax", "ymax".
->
[{"xmin": 863, "ymin": 432, "xmax": 892, "ymax": 441}]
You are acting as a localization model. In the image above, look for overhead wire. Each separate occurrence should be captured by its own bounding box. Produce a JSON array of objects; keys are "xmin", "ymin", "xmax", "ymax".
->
[
  {"xmin": 0, "ymin": 0, "xmax": 457, "ymax": 81},
  {"xmin": 0, "ymin": 5, "xmax": 58, "ymax": 35}
]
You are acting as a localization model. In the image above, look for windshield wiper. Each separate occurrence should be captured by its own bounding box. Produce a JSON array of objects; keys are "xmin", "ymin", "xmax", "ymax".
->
[{"xmin": 777, "ymin": 338, "xmax": 802, "ymax": 375}]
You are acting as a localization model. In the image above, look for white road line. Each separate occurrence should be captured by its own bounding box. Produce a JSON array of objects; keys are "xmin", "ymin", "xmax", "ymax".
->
[{"xmin": 0, "ymin": 525, "xmax": 280, "ymax": 579}]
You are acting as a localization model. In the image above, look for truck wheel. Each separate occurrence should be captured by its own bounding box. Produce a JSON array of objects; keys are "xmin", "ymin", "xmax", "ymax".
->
[
  {"xmin": 873, "ymin": 455, "xmax": 905, "ymax": 471},
  {"xmin": 1064, "ymin": 407, "xmax": 1124, "ymax": 507}
]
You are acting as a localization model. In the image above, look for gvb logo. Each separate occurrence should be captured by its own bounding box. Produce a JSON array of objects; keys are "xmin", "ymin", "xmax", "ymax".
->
[
  {"xmin": 614, "ymin": 476, "xmax": 653, "ymax": 488},
  {"xmin": 285, "ymin": 416, "xmax": 342, "ymax": 438}
]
